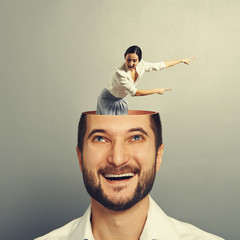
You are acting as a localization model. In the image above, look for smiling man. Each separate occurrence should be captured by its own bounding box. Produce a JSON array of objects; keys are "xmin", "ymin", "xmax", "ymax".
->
[{"xmin": 35, "ymin": 111, "xmax": 224, "ymax": 240}]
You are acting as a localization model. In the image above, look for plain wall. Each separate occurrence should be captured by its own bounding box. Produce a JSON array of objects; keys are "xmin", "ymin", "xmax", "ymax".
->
[{"xmin": 1, "ymin": 0, "xmax": 239, "ymax": 239}]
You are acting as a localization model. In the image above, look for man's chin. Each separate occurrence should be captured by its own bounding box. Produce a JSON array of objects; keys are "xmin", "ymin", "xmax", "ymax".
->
[
  {"xmin": 98, "ymin": 197, "xmax": 138, "ymax": 212},
  {"xmin": 93, "ymin": 184, "xmax": 147, "ymax": 212}
]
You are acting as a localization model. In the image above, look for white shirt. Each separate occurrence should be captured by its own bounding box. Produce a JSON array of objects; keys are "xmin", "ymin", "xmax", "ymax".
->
[
  {"xmin": 35, "ymin": 197, "xmax": 224, "ymax": 240},
  {"xmin": 106, "ymin": 60, "xmax": 166, "ymax": 98}
]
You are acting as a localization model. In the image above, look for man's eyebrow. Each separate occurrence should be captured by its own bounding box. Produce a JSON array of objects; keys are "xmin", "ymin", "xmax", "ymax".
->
[
  {"xmin": 87, "ymin": 129, "xmax": 106, "ymax": 139},
  {"xmin": 128, "ymin": 128, "xmax": 149, "ymax": 136},
  {"xmin": 87, "ymin": 128, "xmax": 148, "ymax": 139}
]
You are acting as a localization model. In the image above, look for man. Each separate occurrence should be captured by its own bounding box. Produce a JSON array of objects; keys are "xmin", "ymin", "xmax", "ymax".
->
[{"xmin": 36, "ymin": 111, "xmax": 224, "ymax": 240}]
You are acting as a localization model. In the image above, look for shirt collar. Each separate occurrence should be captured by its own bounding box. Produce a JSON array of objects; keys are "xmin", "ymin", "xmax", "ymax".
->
[
  {"xmin": 140, "ymin": 196, "xmax": 180, "ymax": 240},
  {"xmin": 68, "ymin": 205, "xmax": 95, "ymax": 240},
  {"xmin": 68, "ymin": 196, "xmax": 180, "ymax": 240}
]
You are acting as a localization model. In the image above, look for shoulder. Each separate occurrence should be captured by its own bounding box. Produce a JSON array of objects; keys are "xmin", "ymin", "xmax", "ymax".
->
[
  {"xmin": 139, "ymin": 59, "xmax": 151, "ymax": 67},
  {"xmin": 34, "ymin": 217, "xmax": 81, "ymax": 240},
  {"xmin": 35, "ymin": 205, "xmax": 93, "ymax": 240},
  {"xmin": 170, "ymin": 217, "xmax": 224, "ymax": 239},
  {"xmin": 137, "ymin": 60, "xmax": 146, "ymax": 69},
  {"xmin": 137, "ymin": 60, "xmax": 158, "ymax": 72},
  {"xmin": 139, "ymin": 59, "xmax": 146, "ymax": 65},
  {"xmin": 114, "ymin": 63, "xmax": 129, "ymax": 78},
  {"xmin": 148, "ymin": 197, "xmax": 224, "ymax": 240}
]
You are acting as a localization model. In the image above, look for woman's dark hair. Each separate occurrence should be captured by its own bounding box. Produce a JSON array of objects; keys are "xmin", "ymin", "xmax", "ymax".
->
[{"xmin": 124, "ymin": 45, "xmax": 142, "ymax": 61}]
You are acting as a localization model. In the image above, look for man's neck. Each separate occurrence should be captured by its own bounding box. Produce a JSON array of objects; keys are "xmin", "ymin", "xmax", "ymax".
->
[{"xmin": 90, "ymin": 195, "xmax": 149, "ymax": 240}]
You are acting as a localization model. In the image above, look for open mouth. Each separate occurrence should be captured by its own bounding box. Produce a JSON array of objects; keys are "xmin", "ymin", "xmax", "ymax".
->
[
  {"xmin": 103, "ymin": 173, "xmax": 135, "ymax": 181},
  {"xmin": 128, "ymin": 65, "xmax": 134, "ymax": 69}
]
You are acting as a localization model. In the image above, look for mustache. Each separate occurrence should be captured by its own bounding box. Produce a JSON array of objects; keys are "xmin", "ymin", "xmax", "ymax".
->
[{"xmin": 98, "ymin": 165, "xmax": 140, "ymax": 175}]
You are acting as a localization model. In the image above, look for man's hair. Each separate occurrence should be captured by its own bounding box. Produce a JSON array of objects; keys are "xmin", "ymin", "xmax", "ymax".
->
[
  {"xmin": 77, "ymin": 113, "xmax": 162, "ymax": 153},
  {"xmin": 124, "ymin": 45, "xmax": 142, "ymax": 62}
]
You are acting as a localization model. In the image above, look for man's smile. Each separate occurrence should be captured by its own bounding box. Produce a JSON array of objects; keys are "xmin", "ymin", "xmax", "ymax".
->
[{"xmin": 103, "ymin": 172, "xmax": 135, "ymax": 181}]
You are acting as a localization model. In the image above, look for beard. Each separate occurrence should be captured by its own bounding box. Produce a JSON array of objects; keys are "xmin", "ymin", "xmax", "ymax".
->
[{"xmin": 82, "ymin": 162, "xmax": 156, "ymax": 211}]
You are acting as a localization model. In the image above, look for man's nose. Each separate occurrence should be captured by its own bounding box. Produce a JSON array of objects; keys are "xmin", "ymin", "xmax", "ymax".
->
[{"xmin": 107, "ymin": 141, "xmax": 130, "ymax": 166}]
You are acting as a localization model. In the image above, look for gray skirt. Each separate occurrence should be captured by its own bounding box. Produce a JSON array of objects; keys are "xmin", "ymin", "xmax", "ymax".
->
[{"xmin": 96, "ymin": 88, "xmax": 128, "ymax": 115}]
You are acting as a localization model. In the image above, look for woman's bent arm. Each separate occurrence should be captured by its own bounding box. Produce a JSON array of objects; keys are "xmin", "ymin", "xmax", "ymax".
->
[{"xmin": 135, "ymin": 88, "xmax": 172, "ymax": 96}]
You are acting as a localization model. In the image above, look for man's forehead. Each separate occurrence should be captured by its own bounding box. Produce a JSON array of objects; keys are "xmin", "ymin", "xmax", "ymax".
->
[{"xmin": 86, "ymin": 115, "xmax": 152, "ymax": 134}]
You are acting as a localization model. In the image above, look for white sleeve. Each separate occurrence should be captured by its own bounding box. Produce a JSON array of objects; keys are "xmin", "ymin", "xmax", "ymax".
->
[
  {"xmin": 115, "ymin": 71, "xmax": 137, "ymax": 96},
  {"xmin": 141, "ymin": 60, "xmax": 166, "ymax": 72}
]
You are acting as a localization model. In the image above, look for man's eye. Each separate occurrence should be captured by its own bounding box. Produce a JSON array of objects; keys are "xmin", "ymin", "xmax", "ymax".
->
[
  {"xmin": 93, "ymin": 136, "xmax": 105, "ymax": 142},
  {"xmin": 131, "ymin": 135, "xmax": 142, "ymax": 141}
]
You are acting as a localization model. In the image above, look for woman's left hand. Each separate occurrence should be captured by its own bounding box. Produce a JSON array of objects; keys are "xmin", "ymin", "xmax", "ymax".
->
[{"xmin": 181, "ymin": 58, "xmax": 195, "ymax": 65}]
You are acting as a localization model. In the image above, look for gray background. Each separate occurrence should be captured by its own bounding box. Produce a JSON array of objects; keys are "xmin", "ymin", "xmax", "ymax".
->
[{"xmin": 1, "ymin": 0, "xmax": 239, "ymax": 239}]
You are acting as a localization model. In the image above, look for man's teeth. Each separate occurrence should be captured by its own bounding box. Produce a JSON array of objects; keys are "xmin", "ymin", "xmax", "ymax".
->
[
  {"xmin": 103, "ymin": 173, "xmax": 134, "ymax": 180},
  {"xmin": 105, "ymin": 173, "xmax": 134, "ymax": 178}
]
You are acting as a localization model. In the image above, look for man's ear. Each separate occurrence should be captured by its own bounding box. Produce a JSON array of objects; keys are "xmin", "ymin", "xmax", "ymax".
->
[
  {"xmin": 76, "ymin": 147, "xmax": 83, "ymax": 172},
  {"xmin": 156, "ymin": 144, "xmax": 164, "ymax": 172}
]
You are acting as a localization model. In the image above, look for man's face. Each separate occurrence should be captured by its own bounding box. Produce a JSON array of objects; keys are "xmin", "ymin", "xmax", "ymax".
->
[{"xmin": 77, "ymin": 115, "xmax": 163, "ymax": 211}]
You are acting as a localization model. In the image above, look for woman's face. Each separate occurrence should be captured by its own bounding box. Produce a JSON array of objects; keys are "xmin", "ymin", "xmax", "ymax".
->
[{"xmin": 125, "ymin": 53, "xmax": 139, "ymax": 71}]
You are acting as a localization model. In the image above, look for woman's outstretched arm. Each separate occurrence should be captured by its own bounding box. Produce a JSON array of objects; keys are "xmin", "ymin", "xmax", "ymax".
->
[
  {"xmin": 164, "ymin": 58, "xmax": 195, "ymax": 68},
  {"xmin": 135, "ymin": 88, "xmax": 172, "ymax": 96}
]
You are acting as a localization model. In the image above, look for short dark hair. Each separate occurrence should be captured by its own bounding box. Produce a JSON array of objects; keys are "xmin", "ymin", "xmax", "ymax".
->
[
  {"xmin": 77, "ymin": 113, "xmax": 87, "ymax": 152},
  {"xmin": 150, "ymin": 113, "xmax": 163, "ymax": 150},
  {"xmin": 124, "ymin": 45, "xmax": 142, "ymax": 62},
  {"xmin": 77, "ymin": 112, "xmax": 162, "ymax": 153}
]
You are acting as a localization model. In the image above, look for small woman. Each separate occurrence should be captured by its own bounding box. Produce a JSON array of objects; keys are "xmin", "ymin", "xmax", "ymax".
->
[{"xmin": 97, "ymin": 45, "xmax": 194, "ymax": 115}]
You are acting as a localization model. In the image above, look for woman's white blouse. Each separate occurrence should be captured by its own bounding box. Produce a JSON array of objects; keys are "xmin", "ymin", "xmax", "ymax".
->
[{"xmin": 106, "ymin": 60, "xmax": 166, "ymax": 98}]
